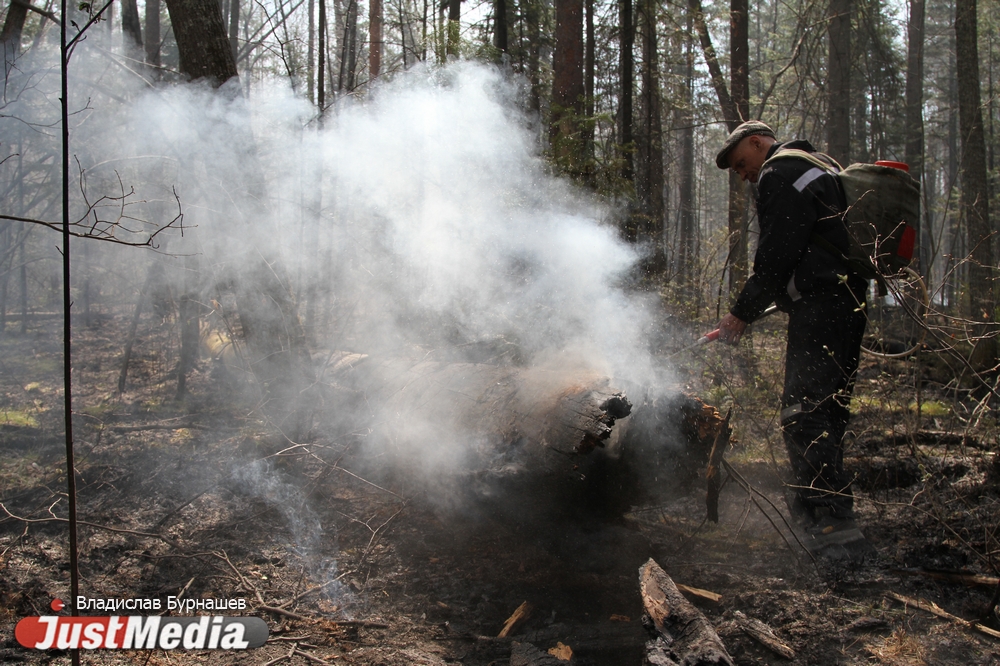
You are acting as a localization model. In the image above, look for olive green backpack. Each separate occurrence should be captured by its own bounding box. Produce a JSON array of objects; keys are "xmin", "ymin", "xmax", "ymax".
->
[{"xmin": 763, "ymin": 148, "xmax": 920, "ymax": 293}]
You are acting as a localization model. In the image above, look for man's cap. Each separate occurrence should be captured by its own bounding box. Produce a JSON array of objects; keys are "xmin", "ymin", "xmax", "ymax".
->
[{"xmin": 715, "ymin": 121, "xmax": 775, "ymax": 169}]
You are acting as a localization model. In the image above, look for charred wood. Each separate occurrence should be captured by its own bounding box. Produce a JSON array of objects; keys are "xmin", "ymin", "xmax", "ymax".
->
[{"xmin": 639, "ymin": 558, "xmax": 734, "ymax": 666}]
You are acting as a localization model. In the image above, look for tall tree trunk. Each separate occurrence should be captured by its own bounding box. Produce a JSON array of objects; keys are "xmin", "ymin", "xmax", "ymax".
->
[
  {"xmin": 145, "ymin": 0, "xmax": 162, "ymax": 70},
  {"xmin": 584, "ymin": 0, "xmax": 594, "ymax": 159},
  {"xmin": 678, "ymin": 13, "xmax": 696, "ymax": 307},
  {"xmin": 551, "ymin": 0, "xmax": 584, "ymax": 170},
  {"xmin": 905, "ymin": 0, "xmax": 929, "ymax": 280},
  {"xmin": 728, "ymin": 0, "xmax": 748, "ymax": 300},
  {"xmin": 619, "ymin": 0, "xmax": 633, "ymax": 181},
  {"xmin": 526, "ymin": 0, "xmax": 541, "ymax": 111},
  {"xmin": 955, "ymin": 0, "xmax": 994, "ymax": 325},
  {"xmin": 165, "ymin": 0, "xmax": 239, "ymax": 84},
  {"xmin": 2, "ymin": 0, "xmax": 30, "ymax": 74},
  {"xmin": 635, "ymin": 0, "xmax": 662, "ymax": 264},
  {"xmin": 826, "ymin": 0, "xmax": 851, "ymax": 165},
  {"xmin": 229, "ymin": 0, "xmax": 240, "ymax": 62},
  {"xmin": 495, "ymin": 0, "xmax": 508, "ymax": 53},
  {"xmin": 370, "ymin": 0, "xmax": 382, "ymax": 79},
  {"xmin": 319, "ymin": 0, "xmax": 326, "ymax": 106},
  {"xmin": 447, "ymin": 0, "xmax": 460, "ymax": 56},
  {"xmin": 346, "ymin": 0, "xmax": 358, "ymax": 88},
  {"xmin": 688, "ymin": 0, "xmax": 736, "ymax": 127},
  {"xmin": 121, "ymin": 0, "xmax": 144, "ymax": 53},
  {"xmin": 19, "ymin": 239, "xmax": 27, "ymax": 333},
  {"xmin": 308, "ymin": 0, "xmax": 315, "ymax": 102}
]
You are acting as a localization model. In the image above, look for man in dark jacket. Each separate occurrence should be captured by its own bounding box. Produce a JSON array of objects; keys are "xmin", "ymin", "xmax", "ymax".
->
[{"xmin": 715, "ymin": 121, "xmax": 872, "ymax": 560}]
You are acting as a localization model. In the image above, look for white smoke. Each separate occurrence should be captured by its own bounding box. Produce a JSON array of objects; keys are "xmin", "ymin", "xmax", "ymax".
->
[{"xmin": 3, "ymin": 41, "xmax": 677, "ymax": 509}]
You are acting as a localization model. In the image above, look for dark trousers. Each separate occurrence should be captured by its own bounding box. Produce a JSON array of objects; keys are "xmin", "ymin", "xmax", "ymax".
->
[{"xmin": 780, "ymin": 281, "xmax": 867, "ymax": 518}]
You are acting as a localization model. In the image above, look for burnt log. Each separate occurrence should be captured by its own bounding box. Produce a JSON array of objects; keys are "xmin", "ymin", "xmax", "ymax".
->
[
  {"xmin": 639, "ymin": 558, "xmax": 734, "ymax": 666},
  {"xmin": 332, "ymin": 355, "xmax": 725, "ymax": 513}
]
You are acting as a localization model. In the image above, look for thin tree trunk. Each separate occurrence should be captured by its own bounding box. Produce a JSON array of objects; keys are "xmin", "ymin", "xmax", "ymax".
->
[
  {"xmin": 495, "ymin": 0, "xmax": 507, "ymax": 53},
  {"xmin": 955, "ymin": 0, "xmax": 994, "ymax": 324},
  {"xmin": 905, "ymin": 0, "xmax": 929, "ymax": 279},
  {"xmin": 319, "ymin": 0, "xmax": 326, "ymax": 105},
  {"xmin": 584, "ymin": 0, "xmax": 594, "ymax": 159},
  {"xmin": 678, "ymin": 13, "xmax": 696, "ymax": 306},
  {"xmin": 145, "ymin": 0, "xmax": 162, "ymax": 70},
  {"xmin": 635, "ymin": 0, "xmax": 663, "ymax": 263},
  {"xmin": 346, "ymin": 0, "xmax": 358, "ymax": 88},
  {"xmin": 447, "ymin": 0, "xmax": 460, "ymax": 56},
  {"xmin": 687, "ymin": 0, "xmax": 736, "ymax": 128},
  {"xmin": 551, "ymin": 0, "xmax": 584, "ymax": 169},
  {"xmin": 2, "ymin": 0, "xmax": 30, "ymax": 74},
  {"xmin": 527, "ymin": 0, "xmax": 540, "ymax": 111},
  {"xmin": 619, "ymin": 0, "xmax": 633, "ymax": 180},
  {"xmin": 19, "ymin": 241, "xmax": 27, "ymax": 333},
  {"xmin": 119, "ymin": 264, "xmax": 159, "ymax": 393},
  {"xmin": 229, "ymin": 0, "xmax": 240, "ymax": 62},
  {"xmin": 369, "ymin": 0, "xmax": 381, "ymax": 79},
  {"xmin": 826, "ymin": 0, "xmax": 851, "ymax": 165},
  {"xmin": 121, "ymin": 0, "xmax": 144, "ymax": 53},
  {"xmin": 728, "ymin": 0, "xmax": 748, "ymax": 299},
  {"xmin": 175, "ymin": 256, "xmax": 200, "ymax": 399},
  {"xmin": 308, "ymin": 0, "xmax": 315, "ymax": 102}
]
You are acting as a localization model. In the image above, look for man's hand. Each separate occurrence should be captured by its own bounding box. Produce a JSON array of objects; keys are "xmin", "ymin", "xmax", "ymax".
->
[{"xmin": 718, "ymin": 313, "xmax": 747, "ymax": 345}]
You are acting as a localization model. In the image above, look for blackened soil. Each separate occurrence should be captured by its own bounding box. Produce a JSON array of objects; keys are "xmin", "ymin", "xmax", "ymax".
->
[{"xmin": 2, "ymin": 317, "xmax": 1000, "ymax": 666}]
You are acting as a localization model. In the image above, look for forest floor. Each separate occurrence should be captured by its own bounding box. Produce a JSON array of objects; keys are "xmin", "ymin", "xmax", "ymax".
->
[{"xmin": 1, "ymin": 305, "xmax": 999, "ymax": 666}]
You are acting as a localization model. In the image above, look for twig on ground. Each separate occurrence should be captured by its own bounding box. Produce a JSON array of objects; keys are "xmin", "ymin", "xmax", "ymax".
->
[
  {"xmin": 0, "ymin": 501, "xmax": 184, "ymax": 550},
  {"xmin": 213, "ymin": 549, "xmax": 267, "ymax": 606},
  {"xmin": 888, "ymin": 591, "xmax": 1000, "ymax": 640},
  {"xmin": 720, "ymin": 460, "xmax": 816, "ymax": 564}
]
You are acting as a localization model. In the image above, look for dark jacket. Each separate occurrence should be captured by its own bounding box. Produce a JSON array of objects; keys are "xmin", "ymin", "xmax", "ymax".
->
[{"xmin": 730, "ymin": 140, "xmax": 860, "ymax": 322}]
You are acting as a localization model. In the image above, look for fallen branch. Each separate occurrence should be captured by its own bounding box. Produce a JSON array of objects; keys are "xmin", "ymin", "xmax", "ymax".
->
[
  {"xmin": 887, "ymin": 591, "xmax": 1000, "ymax": 640},
  {"xmin": 676, "ymin": 583, "xmax": 722, "ymax": 604},
  {"xmin": 706, "ymin": 407, "xmax": 732, "ymax": 523},
  {"xmin": 733, "ymin": 610, "xmax": 795, "ymax": 659},
  {"xmin": 498, "ymin": 601, "xmax": 533, "ymax": 638},
  {"xmin": 0, "ymin": 502, "xmax": 184, "ymax": 550},
  {"xmin": 892, "ymin": 568, "xmax": 1000, "ymax": 589}
]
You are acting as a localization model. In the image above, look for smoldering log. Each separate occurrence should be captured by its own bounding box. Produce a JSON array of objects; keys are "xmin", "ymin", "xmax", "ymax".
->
[{"xmin": 330, "ymin": 355, "xmax": 726, "ymax": 509}]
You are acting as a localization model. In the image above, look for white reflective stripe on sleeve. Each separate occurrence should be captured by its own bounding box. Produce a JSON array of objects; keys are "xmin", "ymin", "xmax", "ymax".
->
[
  {"xmin": 780, "ymin": 403, "xmax": 803, "ymax": 422},
  {"xmin": 787, "ymin": 274, "xmax": 802, "ymax": 301},
  {"xmin": 792, "ymin": 167, "xmax": 827, "ymax": 192}
]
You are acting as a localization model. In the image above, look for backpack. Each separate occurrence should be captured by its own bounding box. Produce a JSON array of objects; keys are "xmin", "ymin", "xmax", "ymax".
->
[{"xmin": 762, "ymin": 148, "xmax": 920, "ymax": 293}]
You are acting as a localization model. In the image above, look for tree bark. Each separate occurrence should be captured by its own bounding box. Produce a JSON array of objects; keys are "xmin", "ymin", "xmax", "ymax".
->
[
  {"xmin": 584, "ymin": 0, "xmax": 594, "ymax": 154},
  {"xmin": 165, "ymin": 0, "xmax": 239, "ymax": 85},
  {"xmin": 955, "ymin": 0, "xmax": 994, "ymax": 324},
  {"xmin": 635, "ymin": 0, "xmax": 663, "ymax": 264},
  {"xmin": 2, "ymin": 0, "xmax": 30, "ymax": 73},
  {"xmin": 447, "ymin": 0, "xmax": 460, "ymax": 56},
  {"xmin": 826, "ymin": 0, "xmax": 852, "ymax": 165},
  {"xmin": 551, "ymin": 0, "xmax": 584, "ymax": 169},
  {"xmin": 619, "ymin": 0, "xmax": 634, "ymax": 181},
  {"xmin": 678, "ymin": 15, "xmax": 696, "ymax": 307},
  {"xmin": 727, "ymin": 0, "xmax": 749, "ymax": 299},
  {"xmin": 121, "ymin": 0, "xmax": 143, "ymax": 53},
  {"xmin": 640, "ymin": 559, "xmax": 735, "ymax": 665},
  {"xmin": 687, "ymin": 0, "xmax": 737, "ymax": 128},
  {"xmin": 369, "ymin": 0, "xmax": 381, "ymax": 79},
  {"xmin": 229, "ymin": 0, "xmax": 240, "ymax": 63},
  {"xmin": 494, "ymin": 0, "xmax": 507, "ymax": 53},
  {"xmin": 905, "ymin": 0, "xmax": 929, "ymax": 279},
  {"xmin": 145, "ymin": 0, "xmax": 162, "ymax": 70}
]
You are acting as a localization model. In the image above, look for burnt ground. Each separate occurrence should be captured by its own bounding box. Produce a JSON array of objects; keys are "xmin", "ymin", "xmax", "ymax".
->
[{"xmin": 1, "ymin": 309, "xmax": 1000, "ymax": 666}]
